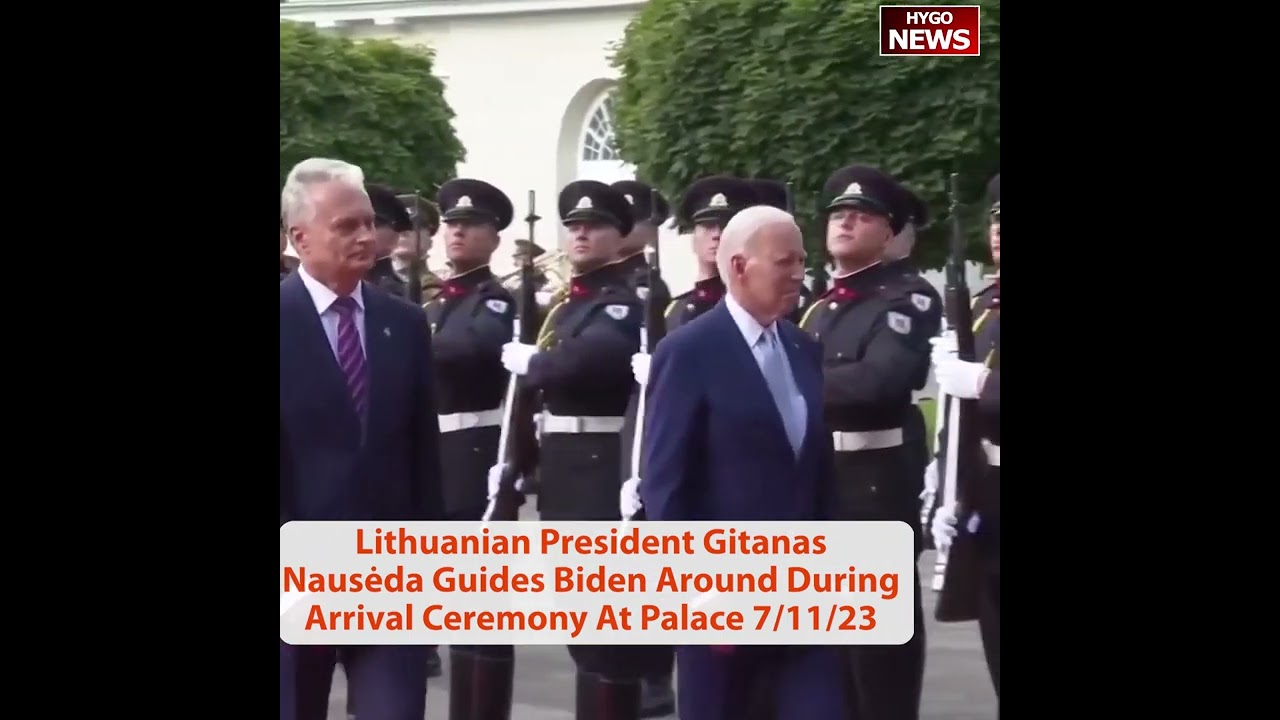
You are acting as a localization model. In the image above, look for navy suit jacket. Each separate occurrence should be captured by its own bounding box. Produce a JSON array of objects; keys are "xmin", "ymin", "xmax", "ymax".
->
[
  {"xmin": 280, "ymin": 272, "xmax": 444, "ymax": 524},
  {"xmin": 640, "ymin": 300, "xmax": 835, "ymax": 521}
]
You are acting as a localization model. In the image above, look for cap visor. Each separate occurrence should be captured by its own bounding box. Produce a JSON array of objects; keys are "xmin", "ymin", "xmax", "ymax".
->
[
  {"xmin": 442, "ymin": 208, "xmax": 494, "ymax": 225},
  {"xmin": 691, "ymin": 208, "xmax": 734, "ymax": 225},
  {"xmin": 827, "ymin": 195, "xmax": 890, "ymax": 217},
  {"xmin": 563, "ymin": 209, "xmax": 621, "ymax": 229}
]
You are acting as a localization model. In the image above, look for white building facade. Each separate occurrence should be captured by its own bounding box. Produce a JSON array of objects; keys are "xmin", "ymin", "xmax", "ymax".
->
[{"xmin": 279, "ymin": 0, "xmax": 985, "ymax": 295}]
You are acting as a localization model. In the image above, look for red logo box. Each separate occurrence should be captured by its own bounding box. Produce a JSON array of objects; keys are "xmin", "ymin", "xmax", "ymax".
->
[{"xmin": 879, "ymin": 5, "xmax": 981, "ymax": 56}]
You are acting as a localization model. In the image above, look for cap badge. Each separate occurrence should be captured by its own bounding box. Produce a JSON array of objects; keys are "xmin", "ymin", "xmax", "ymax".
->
[
  {"xmin": 707, "ymin": 193, "xmax": 728, "ymax": 209},
  {"xmin": 576, "ymin": 196, "xmax": 594, "ymax": 210},
  {"xmin": 456, "ymin": 195, "xmax": 473, "ymax": 208},
  {"xmin": 844, "ymin": 183, "xmax": 863, "ymax": 196},
  {"xmin": 624, "ymin": 193, "xmax": 634, "ymax": 205}
]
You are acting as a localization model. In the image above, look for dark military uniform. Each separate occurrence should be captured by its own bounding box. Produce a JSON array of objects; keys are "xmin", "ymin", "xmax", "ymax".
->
[
  {"xmin": 939, "ymin": 173, "xmax": 1000, "ymax": 696},
  {"xmin": 526, "ymin": 180, "xmax": 662, "ymax": 720},
  {"xmin": 798, "ymin": 166, "xmax": 933, "ymax": 720},
  {"xmin": 664, "ymin": 276, "xmax": 725, "ymax": 330},
  {"xmin": 881, "ymin": 186, "xmax": 944, "ymax": 515},
  {"xmin": 610, "ymin": 181, "xmax": 678, "ymax": 718},
  {"xmin": 395, "ymin": 192, "xmax": 445, "ymax": 303},
  {"xmin": 423, "ymin": 179, "xmax": 520, "ymax": 720},
  {"xmin": 363, "ymin": 184, "xmax": 414, "ymax": 297}
]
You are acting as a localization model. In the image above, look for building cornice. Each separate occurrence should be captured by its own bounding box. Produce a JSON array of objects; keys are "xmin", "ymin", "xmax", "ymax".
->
[{"xmin": 280, "ymin": 0, "xmax": 645, "ymax": 28}]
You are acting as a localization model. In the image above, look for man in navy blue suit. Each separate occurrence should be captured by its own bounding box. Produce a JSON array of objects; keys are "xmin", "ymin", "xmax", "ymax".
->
[
  {"xmin": 639, "ymin": 204, "xmax": 846, "ymax": 720},
  {"xmin": 279, "ymin": 157, "xmax": 444, "ymax": 720}
]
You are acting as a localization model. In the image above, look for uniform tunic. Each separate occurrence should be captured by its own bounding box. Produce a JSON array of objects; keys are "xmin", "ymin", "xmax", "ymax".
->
[
  {"xmin": 880, "ymin": 257, "xmax": 944, "ymax": 485},
  {"xmin": 423, "ymin": 266, "xmax": 516, "ymax": 519},
  {"xmin": 798, "ymin": 261, "xmax": 934, "ymax": 720},
  {"xmin": 525, "ymin": 264, "xmax": 670, "ymax": 680}
]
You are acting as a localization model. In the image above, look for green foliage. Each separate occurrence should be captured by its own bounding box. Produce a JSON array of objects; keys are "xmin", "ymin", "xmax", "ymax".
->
[
  {"xmin": 279, "ymin": 21, "xmax": 465, "ymax": 195},
  {"xmin": 611, "ymin": 0, "xmax": 999, "ymax": 269}
]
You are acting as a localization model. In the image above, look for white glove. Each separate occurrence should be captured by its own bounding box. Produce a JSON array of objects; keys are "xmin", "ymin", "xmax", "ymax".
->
[
  {"xmin": 486, "ymin": 463, "xmax": 508, "ymax": 499},
  {"xmin": 631, "ymin": 352, "xmax": 651, "ymax": 386},
  {"xmin": 620, "ymin": 476, "xmax": 643, "ymax": 518},
  {"xmin": 535, "ymin": 290, "xmax": 553, "ymax": 307},
  {"xmin": 934, "ymin": 357, "xmax": 989, "ymax": 399},
  {"xmin": 501, "ymin": 342, "xmax": 539, "ymax": 375},
  {"xmin": 932, "ymin": 504, "xmax": 958, "ymax": 551},
  {"xmin": 921, "ymin": 459, "xmax": 939, "ymax": 498}
]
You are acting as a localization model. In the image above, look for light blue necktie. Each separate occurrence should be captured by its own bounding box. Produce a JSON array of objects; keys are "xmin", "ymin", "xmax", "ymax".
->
[{"xmin": 757, "ymin": 328, "xmax": 804, "ymax": 454}]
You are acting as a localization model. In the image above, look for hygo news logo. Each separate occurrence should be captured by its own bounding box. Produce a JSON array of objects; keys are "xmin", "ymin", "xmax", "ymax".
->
[{"xmin": 879, "ymin": 5, "xmax": 981, "ymax": 56}]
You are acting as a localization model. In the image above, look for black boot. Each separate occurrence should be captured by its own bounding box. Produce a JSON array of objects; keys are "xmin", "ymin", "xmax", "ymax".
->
[
  {"xmin": 638, "ymin": 675, "xmax": 675, "ymax": 718},
  {"xmin": 471, "ymin": 656, "xmax": 515, "ymax": 720},
  {"xmin": 575, "ymin": 673, "xmax": 642, "ymax": 720},
  {"xmin": 448, "ymin": 649, "xmax": 477, "ymax": 720}
]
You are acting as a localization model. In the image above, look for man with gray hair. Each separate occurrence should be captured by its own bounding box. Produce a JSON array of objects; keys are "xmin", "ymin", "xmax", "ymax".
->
[
  {"xmin": 279, "ymin": 157, "xmax": 445, "ymax": 720},
  {"xmin": 640, "ymin": 205, "xmax": 846, "ymax": 720}
]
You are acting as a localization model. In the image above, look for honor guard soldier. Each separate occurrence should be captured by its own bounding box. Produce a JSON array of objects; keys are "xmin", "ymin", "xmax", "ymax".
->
[
  {"xmin": 930, "ymin": 172, "xmax": 1000, "ymax": 700},
  {"xmin": 797, "ymin": 165, "xmax": 934, "ymax": 720},
  {"xmin": 663, "ymin": 176, "xmax": 758, "ymax": 331},
  {"xmin": 748, "ymin": 177, "xmax": 813, "ymax": 321},
  {"xmin": 423, "ymin": 178, "xmax": 519, "ymax": 720},
  {"xmin": 391, "ymin": 193, "xmax": 445, "ymax": 302},
  {"xmin": 610, "ymin": 179, "xmax": 677, "ymax": 718},
  {"xmin": 879, "ymin": 184, "xmax": 944, "ymax": 515},
  {"xmin": 498, "ymin": 180, "xmax": 655, "ymax": 720},
  {"xmin": 364, "ymin": 183, "xmax": 414, "ymax": 297}
]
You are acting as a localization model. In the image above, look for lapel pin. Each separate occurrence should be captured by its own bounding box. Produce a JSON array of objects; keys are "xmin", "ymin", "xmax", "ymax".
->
[{"xmin": 383, "ymin": 327, "xmax": 391, "ymax": 337}]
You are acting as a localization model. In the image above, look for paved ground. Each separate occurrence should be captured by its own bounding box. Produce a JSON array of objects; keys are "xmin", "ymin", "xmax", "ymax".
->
[{"xmin": 323, "ymin": 545, "xmax": 996, "ymax": 719}]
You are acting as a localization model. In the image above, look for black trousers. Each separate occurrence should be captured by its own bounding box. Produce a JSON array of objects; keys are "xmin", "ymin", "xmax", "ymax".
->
[{"xmin": 843, "ymin": 567, "xmax": 926, "ymax": 720}]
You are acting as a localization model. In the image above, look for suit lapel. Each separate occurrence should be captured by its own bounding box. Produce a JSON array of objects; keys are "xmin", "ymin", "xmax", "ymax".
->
[{"xmin": 281, "ymin": 273, "xmax": 360, "ymax": 429}]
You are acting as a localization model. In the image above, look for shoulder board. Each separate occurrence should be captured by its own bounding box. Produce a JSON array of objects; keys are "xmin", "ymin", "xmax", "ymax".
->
[{"xmin": 476, "ymin": 279, "xmax": 513, "ymax": 298}]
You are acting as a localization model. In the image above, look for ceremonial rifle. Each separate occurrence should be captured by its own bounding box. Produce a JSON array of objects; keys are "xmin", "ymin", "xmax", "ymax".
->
[
  {"xmin": 624, "ymin": 188, "xmax": 666, "ymax": 522},
  {"xmin": 408, "ymin": 194, "xmax": 425, "ymax": 305},
  {"xmin": 395, "ymin": 192, "xmax": 428, "ymax": 304},
  {"xmin": 932, "ymin": 172, "xmax": 984, "ymax": 623},
  {"xmin": 485, "ymin": 190, "xmax": 540, "ymax": 522}
]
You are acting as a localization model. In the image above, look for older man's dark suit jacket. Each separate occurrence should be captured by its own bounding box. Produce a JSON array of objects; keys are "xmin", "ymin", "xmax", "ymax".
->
[
  {"xmin": 279, "ymin": 271, "xmax": 444, "ymax": 524},
  {"xmin": 640, "ymin": 299, "xmax": 834, "ymax": 522},
  {"xmin": 638, "ymin": 298, "xmax": 846, "ymax": 720}
]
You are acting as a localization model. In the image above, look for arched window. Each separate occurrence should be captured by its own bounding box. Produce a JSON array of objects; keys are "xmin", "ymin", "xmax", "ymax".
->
[{"xmin": 580, "ymin": 91, "xmax": 621, "ymax": 162}]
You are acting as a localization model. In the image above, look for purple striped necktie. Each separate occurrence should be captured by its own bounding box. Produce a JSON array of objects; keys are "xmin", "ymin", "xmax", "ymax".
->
[{"xmin": 331, "ymin": 296, "xmax": 368, "ymax": 421}]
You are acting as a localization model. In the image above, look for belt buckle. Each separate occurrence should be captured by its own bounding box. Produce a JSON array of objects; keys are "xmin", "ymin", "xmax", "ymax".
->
[
  {"xmin": 570, "ymin": 416, "xmax": 586, "ymax": 433},
  {"xmin": 458, "ymin": 412, "xmax": 480, "ymax": 430}
]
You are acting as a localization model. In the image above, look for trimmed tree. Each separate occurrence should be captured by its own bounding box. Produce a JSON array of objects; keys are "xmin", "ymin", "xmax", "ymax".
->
[
  {"xmin": 280, "ymin": 21, "xmax": 465, "ymax": 194},
  {"xmin": 610, "ymin": 0, "xmax": 1000, "ymax": 268}
]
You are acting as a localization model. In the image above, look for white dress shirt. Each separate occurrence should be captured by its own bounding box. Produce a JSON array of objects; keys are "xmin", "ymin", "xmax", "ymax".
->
[
  {"xmin": 297, "ymin": 265, "xmax": 368, "ymax": 360},
  {"xmin": 725, "ymin": 292, "xmax": 807, "ymax": 449}
]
